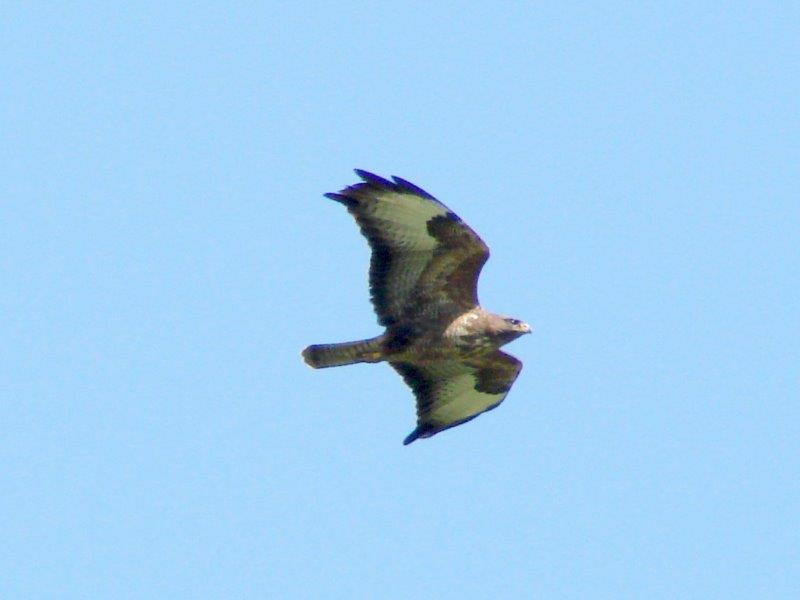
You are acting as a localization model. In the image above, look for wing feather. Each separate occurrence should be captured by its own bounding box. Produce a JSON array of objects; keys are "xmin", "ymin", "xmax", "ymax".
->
[
  {"xmin": 391, "ymin": 350, "xmax": 523, "ymax": 444},
  {"xmin": 325, "ymin": 170, "xmax": 489, "ymax": 327}
]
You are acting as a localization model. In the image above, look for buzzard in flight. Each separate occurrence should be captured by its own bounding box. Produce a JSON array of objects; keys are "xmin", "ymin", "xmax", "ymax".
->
[{"xmin": 302, "ymin": 170, "xmax": 531, "ymax": 445}]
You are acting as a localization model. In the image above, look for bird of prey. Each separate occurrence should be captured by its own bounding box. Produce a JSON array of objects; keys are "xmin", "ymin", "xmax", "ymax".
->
[{"xmin": 302, "ymin": 170, "xmax": 531, "ymax": 445}]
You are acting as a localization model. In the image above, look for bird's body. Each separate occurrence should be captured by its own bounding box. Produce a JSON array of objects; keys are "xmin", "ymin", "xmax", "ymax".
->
[{"xmin": 302, "ymin": 170, "xmax": 531, "ymax": 444}]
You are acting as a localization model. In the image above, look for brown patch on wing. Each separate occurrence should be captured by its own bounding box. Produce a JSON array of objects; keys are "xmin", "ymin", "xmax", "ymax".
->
[
  {"xmin": 425, "ymin": 214, "xmax": 489, "ymax": 307},
  {"xmin": 392, "ymin": 350, "xmax": 523, "ymax": 445},
  {"xmin": 470, "ymin": 351, "xmax": 523, "ymax": 394}
]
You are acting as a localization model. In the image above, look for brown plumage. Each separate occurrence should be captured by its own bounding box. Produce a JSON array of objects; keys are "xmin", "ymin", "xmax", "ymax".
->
[{"xmin": 302, "ymin": 170, "xmax": 531, "ymax": 445}]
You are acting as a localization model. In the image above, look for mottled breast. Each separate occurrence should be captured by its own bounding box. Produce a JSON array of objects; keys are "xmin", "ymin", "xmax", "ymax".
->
[{"xmin": 443, "ymin": 308, "xmax": 497, "ymax": 354}]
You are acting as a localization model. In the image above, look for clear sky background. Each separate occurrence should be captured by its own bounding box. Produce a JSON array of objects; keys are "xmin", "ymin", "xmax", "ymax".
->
[{"xmin": 2, "ymin": 3, "xmax": 798, "ymax": 598}]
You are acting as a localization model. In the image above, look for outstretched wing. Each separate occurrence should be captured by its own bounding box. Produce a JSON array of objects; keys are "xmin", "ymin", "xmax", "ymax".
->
[
  {"xmin": 325, "ymin": 170, "xmax": 489, "ymax": 328},
  {"xmin": 391, "ymin": 350, "xmax": 523, "ymax": 445}
]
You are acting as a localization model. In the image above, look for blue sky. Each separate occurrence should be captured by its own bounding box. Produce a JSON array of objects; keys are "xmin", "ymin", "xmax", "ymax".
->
[{"xmin": 2, "ymin": 3, "xmax": 798, "ymax": 598}]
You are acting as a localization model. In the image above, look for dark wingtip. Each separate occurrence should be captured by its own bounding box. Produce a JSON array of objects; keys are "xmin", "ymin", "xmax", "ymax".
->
[
  {"xmin": 403, "ymin": 427, "xmax": 424, "ymax": 445},
  {"xmin": 354, "ymin": 169, "xmax": 394, "ymax": 187},
  {"xmin": 324, "ymin": 192, "xmax": 357, "ymax": 207},
  {"xmin": 391, "ymin": 175, "xmax": 437, "ymax": 200},
  {"xmin": 402, "ymin": 432, "xmax": 418, "ymax": 445}
]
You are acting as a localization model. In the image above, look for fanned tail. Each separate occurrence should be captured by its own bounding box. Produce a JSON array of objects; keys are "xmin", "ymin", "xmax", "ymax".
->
[{"xmin": 301, "ymin": 337, "xmax": 385, "ymax": 369}]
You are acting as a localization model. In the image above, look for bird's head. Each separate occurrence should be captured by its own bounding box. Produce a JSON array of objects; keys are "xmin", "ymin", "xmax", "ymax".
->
[{"xmin": 493, "ymin": 315, "xmax": 532, "ymax": 345}]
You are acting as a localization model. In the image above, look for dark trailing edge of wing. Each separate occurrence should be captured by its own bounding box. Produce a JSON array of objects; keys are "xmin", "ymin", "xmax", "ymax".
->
[{"xmin": 403, "ymin": 403, "xmax": 503, "ymax": 445}]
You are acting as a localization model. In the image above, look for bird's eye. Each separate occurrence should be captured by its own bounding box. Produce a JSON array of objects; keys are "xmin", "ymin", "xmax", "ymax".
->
[{"xmin": 507, "ymin": 318, "xmax": 520, "ymax": 325}]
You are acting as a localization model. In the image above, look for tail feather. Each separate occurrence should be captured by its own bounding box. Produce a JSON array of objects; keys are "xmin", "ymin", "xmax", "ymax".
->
[{"xmin": 301, "ymin": 337, "xmax": 384, "ymax": 369}]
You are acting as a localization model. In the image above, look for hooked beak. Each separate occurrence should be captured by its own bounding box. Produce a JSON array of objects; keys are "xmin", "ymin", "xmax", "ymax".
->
[{"xmin": 521, "ymin": 322, "xmax": 532, "ymax": 334}]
